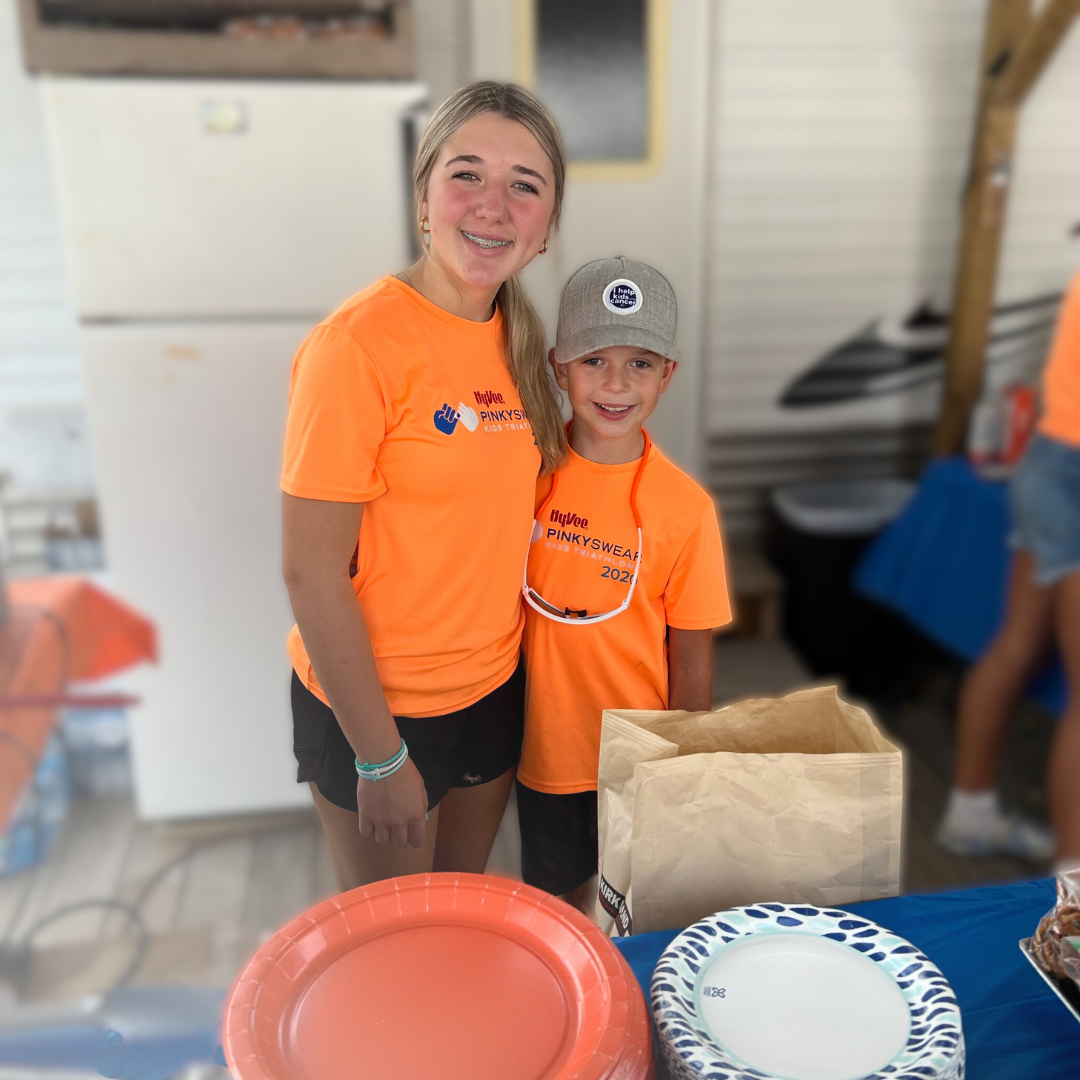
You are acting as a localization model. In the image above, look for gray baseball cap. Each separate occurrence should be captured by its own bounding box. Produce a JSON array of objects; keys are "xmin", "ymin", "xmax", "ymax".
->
[{"xmin": 554, "ymin": 257, "xmax": 680, "ymax": 364}]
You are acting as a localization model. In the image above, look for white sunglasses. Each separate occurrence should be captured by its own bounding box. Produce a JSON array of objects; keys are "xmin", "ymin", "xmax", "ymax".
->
[{"xmin": 522, "ymin": 430, "xmax": 649, "ymax": 625}]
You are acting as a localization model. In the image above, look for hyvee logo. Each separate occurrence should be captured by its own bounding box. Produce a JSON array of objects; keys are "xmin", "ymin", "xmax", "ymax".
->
[
  {"xmin": 473, "ymin": 390, "xmax": 505, "ymax": 406},
  {"xmin": 550, "ymin": 508, "xmax": 589, "ymax": 529}
]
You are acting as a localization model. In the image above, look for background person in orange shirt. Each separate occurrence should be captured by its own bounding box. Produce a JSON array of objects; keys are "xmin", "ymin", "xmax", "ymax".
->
[
  {"xmin": 518, "ymin": 258, "xmax": 732, "ymax": 916},
  {"xmin": 939, "ymin": 268, "xmax": 1080, "ymax": 871},
  {"xmin": 281, "ymin": 83, "xmax": 567, "ymax": 890}
]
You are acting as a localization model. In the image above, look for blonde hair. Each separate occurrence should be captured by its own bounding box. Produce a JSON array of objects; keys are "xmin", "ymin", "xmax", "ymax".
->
[{"xmin": 414, "ymin": 81, "xmax": 567, "ymax": 473}]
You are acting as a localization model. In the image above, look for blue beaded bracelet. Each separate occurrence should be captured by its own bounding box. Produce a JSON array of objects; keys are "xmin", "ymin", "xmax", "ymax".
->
[{"xmin": 355, "ymin": 738, "xmax": 408, "ymax": 781}]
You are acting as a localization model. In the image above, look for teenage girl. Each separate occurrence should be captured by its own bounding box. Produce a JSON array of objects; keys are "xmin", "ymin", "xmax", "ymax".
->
[{"xmin": 281, "ymin": 83, "xmax": 567, "ymax": 889}]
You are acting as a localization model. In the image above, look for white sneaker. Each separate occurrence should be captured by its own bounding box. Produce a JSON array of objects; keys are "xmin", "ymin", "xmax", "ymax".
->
[{"xmin": 936, "ymin": 813, "xmax": 1054, "ymax": 862}]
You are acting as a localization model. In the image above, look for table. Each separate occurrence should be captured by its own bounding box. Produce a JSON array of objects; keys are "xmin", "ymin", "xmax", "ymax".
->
[
  {"xmin": 854, "ymin": 457, "xmax": 1066, "ymax": 714},
  {"xmin": 612, "ymin": 878, "xmax": 1080, "ymax": 1080}
]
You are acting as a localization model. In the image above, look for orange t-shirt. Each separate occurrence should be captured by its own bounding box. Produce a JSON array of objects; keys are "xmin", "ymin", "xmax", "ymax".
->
[
  {"xmin": 1039, "ymin": 271, "xmax": 1080, "ymax": 449},
  {"xmin": 281, "ymin": 276, "xmax": 541, "ymax": 717},
  {"xmin": 519, "ymin": 441, "xmax": 732, "ymax": 794}
]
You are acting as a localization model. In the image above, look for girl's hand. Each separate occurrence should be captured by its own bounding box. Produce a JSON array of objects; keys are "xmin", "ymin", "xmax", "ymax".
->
[{"xmin": 356, "ymin": 757, "xmax": 429, "ymax": 849}]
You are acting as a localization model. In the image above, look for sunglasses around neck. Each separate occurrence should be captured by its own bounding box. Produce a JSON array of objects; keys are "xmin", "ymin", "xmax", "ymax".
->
[{"xmin": 522, "ymin": 429, "xmax": 650, "ymax": 625}]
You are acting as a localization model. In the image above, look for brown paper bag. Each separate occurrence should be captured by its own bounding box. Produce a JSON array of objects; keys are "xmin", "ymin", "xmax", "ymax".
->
[{"xmin": 596, "ymin": 686, "xmax": 902, "ymax": 936}]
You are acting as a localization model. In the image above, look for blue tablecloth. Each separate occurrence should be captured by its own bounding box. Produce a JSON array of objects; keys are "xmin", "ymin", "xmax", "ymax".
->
[
  {"xmin": 854, "ymin": 457, "xmax": 1066, "ymax": 714},
  {"xmin": 612, "ymin": 879, "xmax": 1080, "ymax": 1080}
]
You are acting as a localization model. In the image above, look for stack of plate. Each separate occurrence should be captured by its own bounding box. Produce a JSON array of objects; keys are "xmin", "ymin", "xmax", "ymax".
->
[
  {"xmin": 651, "ymin": 903, "xmax": 964, "ymax": 1080},
  {"xmin": 224, "ymin": 872, "xmax": 654, "ymax": 1080}
]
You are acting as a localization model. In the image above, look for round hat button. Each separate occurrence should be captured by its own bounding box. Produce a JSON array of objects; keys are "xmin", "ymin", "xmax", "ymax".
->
[{"xmin": 603, "ymin": 278, "xmax": 643, "ymax": 315}]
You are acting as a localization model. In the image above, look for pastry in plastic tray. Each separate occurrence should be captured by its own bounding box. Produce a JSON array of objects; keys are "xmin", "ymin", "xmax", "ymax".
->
[{"xmin": 1032, "ymin": 869, "xmax": 1080, "ymax": 982}]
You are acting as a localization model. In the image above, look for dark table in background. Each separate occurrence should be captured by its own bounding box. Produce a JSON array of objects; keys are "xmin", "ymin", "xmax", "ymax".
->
[
  {"xmin": 612, "ymin": 878, "xmax": 1080, "ymax": 1080},
  {"xmin": 854, "ymin": 457, "xmax": 1066, "ymax": 714}
]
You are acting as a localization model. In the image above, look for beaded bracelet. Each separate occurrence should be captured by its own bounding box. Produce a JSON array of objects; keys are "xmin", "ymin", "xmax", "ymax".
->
[{"xmin": 355, "ymin": 738, "xmax": 409, "ymax": 782}]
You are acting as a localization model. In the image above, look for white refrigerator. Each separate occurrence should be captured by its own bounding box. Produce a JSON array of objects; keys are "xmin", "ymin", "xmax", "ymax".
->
[{"xmin": 41, "ymin": 78, "xmax": 426, "ymax": 819}]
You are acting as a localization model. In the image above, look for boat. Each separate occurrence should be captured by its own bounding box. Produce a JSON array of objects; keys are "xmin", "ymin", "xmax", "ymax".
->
[{"xmin": 779, "ymin": 294, "xmax": 1061, "ymax": 408}]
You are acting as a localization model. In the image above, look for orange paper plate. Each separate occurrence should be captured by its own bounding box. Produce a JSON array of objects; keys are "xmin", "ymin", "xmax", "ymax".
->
[{"xmin": 223, "ymin": 872, "xmax": 654, "ymax": 1080}]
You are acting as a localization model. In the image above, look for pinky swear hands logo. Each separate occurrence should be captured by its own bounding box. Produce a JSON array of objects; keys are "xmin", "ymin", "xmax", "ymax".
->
[{"xmin": 434, "ymin": 401, "xmax": 480, "ymax": 435}]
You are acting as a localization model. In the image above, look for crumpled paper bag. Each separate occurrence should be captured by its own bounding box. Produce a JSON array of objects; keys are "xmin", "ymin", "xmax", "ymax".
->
[{"xmin": 596, "ymin": 685, "xmax": 902, "ymax": 935}]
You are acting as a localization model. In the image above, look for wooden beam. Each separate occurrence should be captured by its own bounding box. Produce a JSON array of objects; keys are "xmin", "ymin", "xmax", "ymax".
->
[
  {"xmin": 933, "ymin": 0, "xmax": 1079, "ymax": 455},
  {"xmin": 994, "ymin": 0, "xmax": 1080, "ymax": 107},
  {"xmin": 981, "ymin": 0, "xmax": 1034, "ymax": 77},
  {"xmin": 934, "ymin": 0, "xmax": 1030, "ymax": 455}
]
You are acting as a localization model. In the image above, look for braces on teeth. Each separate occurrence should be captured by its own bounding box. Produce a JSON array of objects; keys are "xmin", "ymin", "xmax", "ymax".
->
[{"xmin": 462, "ymin": 230, "xmax": 510, "ymax": 248}]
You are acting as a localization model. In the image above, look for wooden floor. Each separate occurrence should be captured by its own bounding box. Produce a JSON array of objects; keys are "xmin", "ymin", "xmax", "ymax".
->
[
  {"xmin": 873, "ymin": 666, "xmax": 1055, "ymax": 893},
  {"xmin": 0, "ymin": 800, "xmax": 336, "ymax": 1003}
]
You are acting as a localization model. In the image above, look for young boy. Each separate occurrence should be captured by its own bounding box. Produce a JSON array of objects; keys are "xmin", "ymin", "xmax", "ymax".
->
[{"xmin": 517, "ymin": 257, "xmax": 732, "ymax": 915}]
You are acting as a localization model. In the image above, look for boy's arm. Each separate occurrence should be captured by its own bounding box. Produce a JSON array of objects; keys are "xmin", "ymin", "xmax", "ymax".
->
[{"xmin": 668, "ymin": 627, "xmax": 713, "ymax": 711}]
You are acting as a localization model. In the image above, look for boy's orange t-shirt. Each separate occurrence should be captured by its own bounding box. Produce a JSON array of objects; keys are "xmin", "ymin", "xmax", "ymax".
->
[
  {"xmin": 519, "ymin": 441, "xmax": 731, "ymax": 794},
  {"xmin": 1039, "ymin": 271, "xmax": 1080, "ymax": 449},
  {"xmin": 281, "ymin": 276, "xmax": 541, "ymax": 718}
]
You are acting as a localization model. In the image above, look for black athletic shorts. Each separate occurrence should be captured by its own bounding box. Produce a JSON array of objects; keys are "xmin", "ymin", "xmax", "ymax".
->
[
  {"xmin": 516, "ymin": 779, "xmax": 598, "ymax": 898},
  {"xmin": 291, "ymin": 661, "xmax": 525, "ymax": 813}
]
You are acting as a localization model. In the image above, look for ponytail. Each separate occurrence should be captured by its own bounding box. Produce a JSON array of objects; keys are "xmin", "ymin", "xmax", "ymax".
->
[{"xmin": 497, "ymin": 275, "xmax": 566, "ymax": 472}]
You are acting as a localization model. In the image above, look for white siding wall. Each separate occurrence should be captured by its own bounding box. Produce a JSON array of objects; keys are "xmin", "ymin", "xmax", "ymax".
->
[
  {"xmin": 705, "ymin": 0, "xmax": 1080, "ymax": 539},
  {"xmin": 999, "ymin": 6, "xmax": 1080, "ymax": 296},
  {"xmin": 0, "ymin": 0, "xmax": 88, "ymax": 486}
]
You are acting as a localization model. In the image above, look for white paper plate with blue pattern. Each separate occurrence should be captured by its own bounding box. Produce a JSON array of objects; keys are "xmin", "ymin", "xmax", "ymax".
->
[{"xmin": 651, "ymin": 903, "xmax": 965, "ymax": 1080}]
